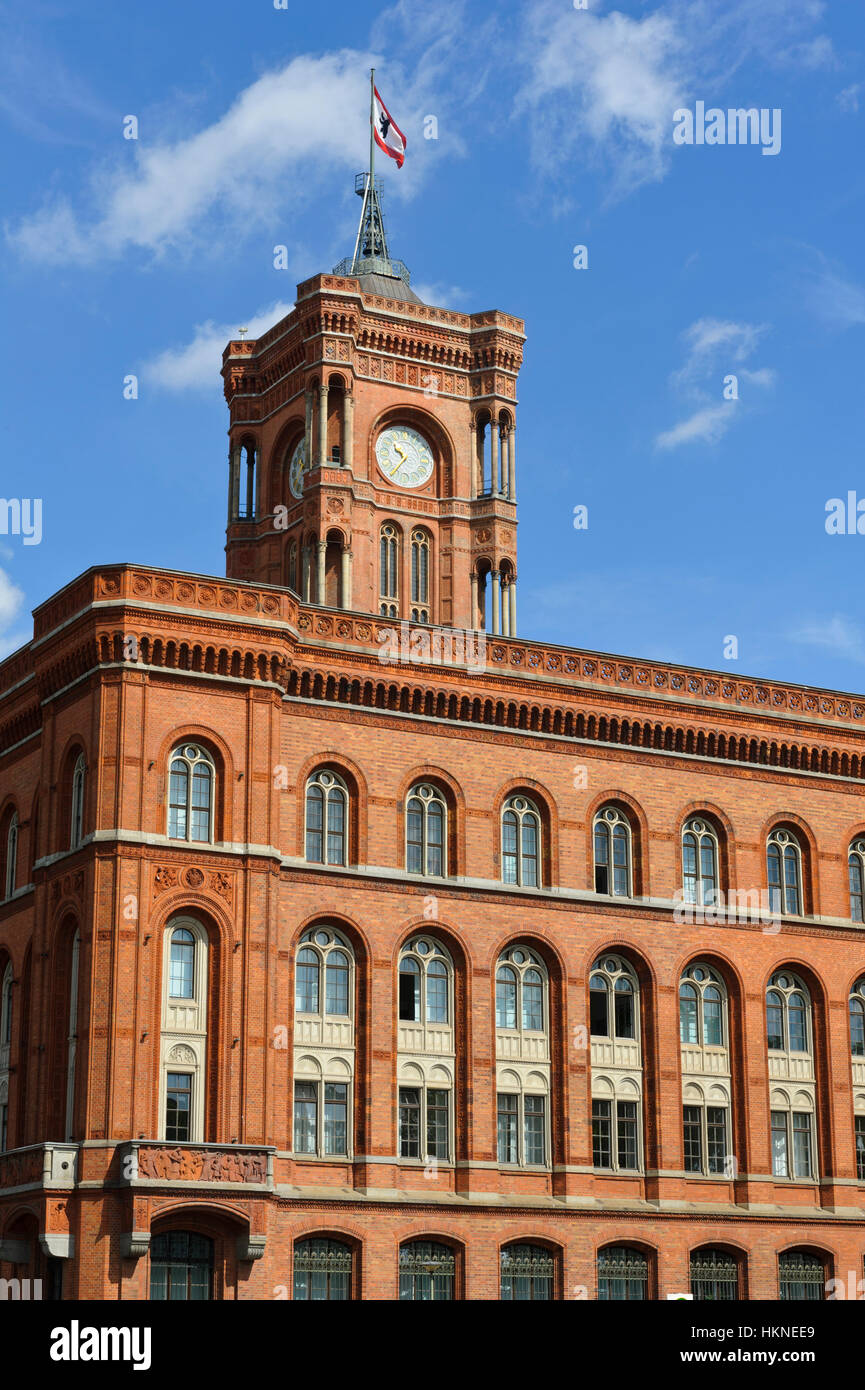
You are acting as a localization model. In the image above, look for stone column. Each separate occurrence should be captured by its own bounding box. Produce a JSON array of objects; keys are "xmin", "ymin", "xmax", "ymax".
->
[
  {"xmin": 343, "ymin": 393, "xmax": 354, "ymax": 469},
  {"xmin": 492, "ymin": 570, "xmax": 501, "ymax": 636},
  {"xmin": 490, "ymin": 418, "xmax": 500, "ymax": 495},
  {"xmin": 302, "ymin": 546, "xmax": 312, "ymax": 603},
  {"xmin": 317, "ymin": 540, "xmax": 327, "ymax": 605},
  {"xmin": 509, "ymin": 577, "xmax": 517, "ymax": 638},
  {"xmin": 341, "ymin": 547, "xmax": 351, "ymax": 610},
  {"xmin": 508, "ymin": 425, "xmax": 516, "ymax": 502},
  {"xmin": 228, "ymin": 448, "xmax": 239, "ymax": 521},
  {"xmin": 501, "ymin": 579, "xmax": 510, "ymax": 637},
  {"xmin": 304, "ymin": 388, "xmax": 314, "ymax": 467},
  {"xmin": 318, "ymin": 383, "xmax": 329, "ymax": 467},
  {"xmin": 470, "ymin": 571, "xmax": 478, "ymax": 630},
  {"xmin": 245, "ymin": 448, "xmax": 256, "ymax": 520}
]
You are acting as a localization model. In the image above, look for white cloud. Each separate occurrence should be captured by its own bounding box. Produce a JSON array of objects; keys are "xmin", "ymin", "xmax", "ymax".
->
[
  {"xmin": 656, "ymin": 316, "xmax": 774, "ymax": 449},
  {"xmin": 6, "ymin": 51, "xmax": 406, "ymax": 265},
  {"xmin": 0, "ymin": 568, "xmax": 27, "ymax": 659},
  {"xmin": 655, "ymin": 402, "xmax": 737, "ymax": 450},
  {"xmin": 412, "ymin": 281, "xmax": 471, "ymax": 309},
  {"xmin": 837, "ymin": 84, "xmax": 861, "ymax": 114},
  {"xmin": 789, "ymin": 615, "xmax": 865, "ymax": 663},
  {"xmin": 141, "ymin": 301, "xmax": 295, "ymax": 393},
  {"xmin": 799, "ymin": 254, "xmax": 865, "ymax": 330}
]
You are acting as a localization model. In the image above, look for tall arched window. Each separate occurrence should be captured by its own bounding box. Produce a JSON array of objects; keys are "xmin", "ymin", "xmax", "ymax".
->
[
  {"xmin": 397, "ymin": 938, "xmax": 454, "ymax": 1163},
  {"xmin": 679, "ymin": 964, "xmax": 731, "ymax": 1176},
  {"xmin": 4, "ymin": 812, "xmax": 17, "ymax": 899},
  {"xmin": 70, "ymin": 753, "xmax": 86, "ymax": 850},
  {"xmin": 593, "ymin": 805, "xmax": 632, "ymax": 897},
  {"xmin": 597, "ymin": 1246, "xmax": 648, "ymax": 1301},
  {"xmin": 501, "ymin": 795, "xmax": 540, "ymax": 888},
  {"xmin": 150, "ymin": 1232, "xmax": 213, "ymax": 1301},
  {"xmin": 410, "ymin": 528, "xmax": 430, "ymax": 623},
  {"xmin": 406, "ymin": 784, "xmax": 447, "ymax": 877},
  {"xmin": 766, "ymin": 972, "xmax": 816, "ymax": 1182},
  {"xmin": 682, "ymin": 817, "xmax": 718, "ymax": 905},
  {"xmin": 305, "ymin": 769, "xmax": 348, "ymax": 866},
  {"xmin": 64, "ymin": 929, "xmax": 80, "ymax": 1141},
  {"xmin": 160, "ymin": 918, "xmax": 208, "ymax": 1143},
  {"xmin": 767, "ymin": 827, "xmax": 802, "ymax": 915},
  {"xmin": 293, "ymin": 1237, "xmax": 352, "ymax": 1301},
  {"xmin": 495, "ymin": 947, "xmax": 550, "ymax": 1168},
  {"xmin": 590, "ymin": 956, "xmax": 642, "ymax": 1172},
  {"xmin": 399, "ymin": 1241, "xmax": 455, "ymax": 1301},
  {"xmin": 679, "ymin": 964, "xmax": 725, "ymax": 1047},
  {"xmin": 850, "ymin": 841, "xmax": 865, "ymax": 922},
  {"xmin": 0, "ymin": 962, "xmax": 12, "ymax": 1153},
  {"xmin": 380, "ymin": 523, "xmax": 399, "ymax": 617},
  {"xmin": 168, "ymin": 744, "xmax": 214, "ymax": 843},
  {"xmin": 500, "ymin": 1244, "xmax": 555, "ymax": 1301},
  {"xmin": 850, "ymin": 977, "xmax": 865, "ymax": 1058},
  {"xmin": 293, "ymin": 927, "xmax": 355, "ymax": 1159},
  {"xmin": 766, "ymin": 972, "xmax": 810, "ymax": 1054}
]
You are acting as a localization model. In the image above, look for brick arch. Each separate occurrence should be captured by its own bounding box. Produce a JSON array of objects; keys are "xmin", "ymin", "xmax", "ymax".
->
[
  {"xmin": 759, "ymin": 811, "xmax": 820, "ymax": 915},
  {"xmin": 396, "ymin": 765, "xmax": 467, "ymax": 877},
  {"xmin": 267, "ymin": 414, "xmax": 306, "ymax": 511},
  {"xmin": 493, "ymin": 778, "xmax": 559, "ymax": 889},
  {"xmin": 54, "ymin": 735, "xmax": 89, "ymax": 854},
  {"xmin": 153, "ymin": 726, "xmax": 236, "ymax": 843},
  {"xmin": 294, "ymin": 750, "xmax": 369, "ymax": 866},
  {"xmin": 289, "ymin": 1224, "xmax": 365, "ymax": 1298},
  {"xmin": 584, "ymin": 788, "xmax": 650, "ymax": 897}
]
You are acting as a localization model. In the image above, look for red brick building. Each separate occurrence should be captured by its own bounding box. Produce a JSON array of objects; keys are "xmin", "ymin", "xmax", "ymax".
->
[{"xmin": 1, "ymin": 198, "xmax": 865, "ymax": 1302}]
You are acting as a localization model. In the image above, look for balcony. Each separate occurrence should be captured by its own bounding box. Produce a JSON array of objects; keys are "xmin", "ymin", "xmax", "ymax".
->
[{"xmin": 0, "ymin": 1143, "xmax": 78, "ymax": 1194}]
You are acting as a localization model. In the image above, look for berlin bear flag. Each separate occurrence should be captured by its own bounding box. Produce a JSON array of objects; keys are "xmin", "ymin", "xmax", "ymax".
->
[{"xmin": 372, "ymin": 86, "xmax": 407, "ymax": 168}]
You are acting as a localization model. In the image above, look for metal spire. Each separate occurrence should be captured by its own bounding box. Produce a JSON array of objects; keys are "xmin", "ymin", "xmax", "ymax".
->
[{"xmin": 332, "ymin": 69, "xmax": 412, "ymax": 290}]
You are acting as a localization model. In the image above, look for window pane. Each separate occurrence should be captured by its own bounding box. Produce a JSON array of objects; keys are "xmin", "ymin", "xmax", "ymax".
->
[
  {"xmin": 169, "ymin": 932, "xmax": 195, "ymax": 999},
  {"xmin": 792, "ymin": 1112, "xmax": 813, "ymax": 1179},
  {"xmin": 306, "ymin": 786, "xmax": 323, "ymax": 862},
  {"xmin": 296, "ymin": 949, "xmax": 320, "ymax": 1013},
  {"xmin": 614, "ymin": 983, "xmax": 634, "ymax": 1040},
  {"xmin": 399, "ymin": 1087, "xmax": 421, "ymax": 1159},
  {"xmin": 706, "ymin": 1107, "xmax": 727, "ymax": 1174},
  {"xmin": 524, "ymin": 1095, "xmax": 545, "ymax": 1165},
  {"xmin": 766, "ymin": 994, "xmax": 784, "ymax": 1050},
  {"xmin": 788, "ymin": 996, "xmax": 807, "ymax": 1053},
  {"xmin": 521, "ymin": 817, "xmax": 538, "ymax": 887},
  {"xmin": 683, "ymin": 1105, "xmax": 702, "ymax": 1174},
  {"xmin": 325, "ymin": 954, "xmax": 349, "ymax": 1016},
  {"xmin": 294, "ymin": 1081, "xmax": 318, "ymax": 1155},
  {"xmin": 426, "ymin": 1089, "xmax": 449, "ymax": 1160},
  {"xmin": 502, "ymin": 812, "xmax": 518, "ymax": 885},
  {"xmin": 592, "ymin": 1099, "xmax": 612, "ymax": 1169},
  {"xmin": 590, "ymin": 980, "xmax": 609, "ymax": 1037},
  {"xmin": 398, "ymin": 960, "xmax": 420, "ymax": 1022},
  {"xmin": 496, "ymin": 968, "xmax": 517, "ymax": 1029},
  {"xmin": 679, "ymin": 985, "xmax": 698, "ymax": 1044},
  {"xmin": 326, "ymin": 789, "xmax": 345, "ymax": 866},
  {"xmin": 165, "ymin": 1073, "xmax": 192, "ymax": 1143},
  {"xmin": 616, "ymin": 1101, "xmax": 638, "ymax": 1170},
  {"xmin": 426, "ymin": 960, "xmax": 449, "ymax": 1024},
  {"xmin": 497, "ymin": 1093, "xmax": 519, "ymax": 1165},
  {"xmin": 324, "ymin": 1083, "xmax": 348, "ymax": 1156},
  {"xmin": 771, "ymin": 1111, "xmax": 789, "ymax": 1178},
  {"xmin": 522, "ymin": 973, "xmax": 543, "ymax": 1031}
]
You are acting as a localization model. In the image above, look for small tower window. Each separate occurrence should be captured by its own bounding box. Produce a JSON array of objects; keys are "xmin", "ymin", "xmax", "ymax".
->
[{"xmin": 410, "ymin": 529, "xmax": 430, "ymax": 623}]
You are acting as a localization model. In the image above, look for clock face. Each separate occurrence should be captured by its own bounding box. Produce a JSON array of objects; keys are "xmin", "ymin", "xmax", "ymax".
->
[
  {"xmin": 288, "ymin": 437, "xmax": 308, "ymax": 500},
  {"xmin": 375, "ymin": 425, "xmax": 434, "ymax": 489}
]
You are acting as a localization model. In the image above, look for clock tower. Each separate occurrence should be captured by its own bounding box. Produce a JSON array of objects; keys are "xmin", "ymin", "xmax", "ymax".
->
[{"xmin": 223, "ymin": 174, "xmax": 525, "ymax": 634}]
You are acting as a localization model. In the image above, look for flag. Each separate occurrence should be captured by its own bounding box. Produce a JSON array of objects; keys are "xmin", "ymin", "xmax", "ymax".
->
[{"xmin": 372, "ymin": 87, "xmax": 407, "ymax": 168}]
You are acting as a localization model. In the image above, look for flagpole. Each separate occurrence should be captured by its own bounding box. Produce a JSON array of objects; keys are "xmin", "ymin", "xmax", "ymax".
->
[{"xmin": 350, "ymin": 68, "xmax": 376, "ymax": 275}]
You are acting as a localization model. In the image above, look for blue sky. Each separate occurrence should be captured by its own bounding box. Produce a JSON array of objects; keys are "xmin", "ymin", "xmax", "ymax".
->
[{"xmin": 2, "ymin": 0, "xmax": 864, "ymax": 693}]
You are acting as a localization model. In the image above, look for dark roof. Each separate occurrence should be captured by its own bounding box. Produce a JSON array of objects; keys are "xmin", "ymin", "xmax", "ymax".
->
[{"xmin": 355, "ymin": 271, "xmax": 425, "ymax": 305}]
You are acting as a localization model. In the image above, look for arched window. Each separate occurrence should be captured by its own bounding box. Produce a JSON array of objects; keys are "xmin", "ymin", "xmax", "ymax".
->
[
  {"xmin": 398, "ymin": 1241, "xmax": 455, "ymax": 1301},
  {"xmin": 767, "ymin": 827, "xmax": 802, "ymax": 915},
  {"xmin": 501, "ymin": 795, "xmax": 540, "ymax": 888},
  {"xmin": 410, "ymin": 528, "xmax": 430, "ymax": 623},
  {"xmin": 293, "ymin": 1237, "xmax": 352, "ymax": 1301},
  {"xmin": 0, "ymin": 963, "xmax": 12, "ymax": 1049},
  {"xmin": 406, "ymin": 784, "xmax": 447, "ymax": 877},
  {"xmin": 850, "ymin": 978, "xmax": 865, "ymax": 1058},
  {"xmin": 679, "ymin": 964, "xmax": 725, "ymax": 1047},
  {"xmin": 590, "ymin": 955, "xmax": 637, "ymax": 1041},
  {"xmin": 500, "ymin": 1244, "xmax": 555, "ymax": 1301},
  {"xmin": 305, "ymin": 769, "xmax": 348, "ymax": 866},
  {"xmin": 168, "ymin": 744, "xmax": 214, "ymax": 843},
  {"xmin": 4, "ymin": 813, "xmax": 17, "ymax": 899},
  {"xmin": 690, "ymin": 1249, "xmax": 740, "ymax": 1301},
  {"xmin": 0, "ymin": 962, "xmax": 12, "ymax": 1153},
  {"xmin": 150, "ymin": 1232, "xmax": 213, "ymax": 1301},
  {"xmin": 682, "ymin": 817, "xmax": 718, "ymax": 905},
  {"xmin": 778, "ymin": 1251, "xmax": 825, "ymax": 1301},
  {"xmin": 495, "ymin": 948, "xmax": 550, "ymax": 1169},
  {"xmin": 597, "ymin": 1246, "xmax": 648, "ymax": 1301},
  {"xmin": 766, "ymin": 972, "xmax": 811, "ymax": 1055},
  {"xmin": 293, "ymin": 928, "xmax": 355, "ymax": 1159},
  {"xmin": 399, "ymin": 938, "xmax": 450, "ymax": 1025},
  {"xmin": 160, "ymin": 919, "xmax": 208, "ymax": 1143},
  {"xmin": 593, "ymin": 805, "xmax": 632, "ymax": 897},
  {"xmin": 496, "ymin": 947, "xmax": 546, "ymax": 1033},
  {"xmin": 70, "ymin": 753, "xmax": 86, "ymax": 850},
  {"xmin": 850, "ymin": 841, "xmax": 865, "ymax": 922},
  {"xmin": 380, "ymin": 523, "xmax": 399, "ymax": 617}
]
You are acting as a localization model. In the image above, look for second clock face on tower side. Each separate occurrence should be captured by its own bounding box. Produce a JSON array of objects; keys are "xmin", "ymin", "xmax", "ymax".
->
[
  {"xmin": 288, "ymin": 437, "xmax": 308, "ymax": 499},
  {"xmin": 375, "ymin": 425, "xmax": 434, "ymax": 489}
]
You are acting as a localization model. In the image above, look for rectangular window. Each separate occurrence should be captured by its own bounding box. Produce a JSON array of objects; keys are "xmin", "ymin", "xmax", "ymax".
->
[
  {"xmin": 683, "ymin": 1105, "xmax": 703, "ymax": 1174},
  {"xmin": 399, "ymin": 1087, "xmax": 421, "ymax": 1159},
  {"xmin": 323, "ymin": 1083, "xmax": 348, "ymax": 1156},
  {"xmin": 398, "ymin": 970, "xmax": 419, "ymax": 1022},
  {"xmin": 497, "ymin": 1093, "xmax": 519, "ymax": 1165},
  {"xmin": 792, "ymin": 1112, "xmax": 813, "ymax": 1179},
  {"xmin": 616, "ymin": 1100, "xmax": 638, "ymax": 1170},
  {"xmin": 294, "ymin": 1081, "xmax": 318, "ymax": 1155},
  {"xmin": 305, "ymin": 795, "xmax": 323, "ymax": 863},
  {"xmin": 706, "ymin": 1107, "xmax": 727, "ymax": 1175},
  {"xmin": 592, "ymin": 1099, "xmax": 612, "ymax": 1169},
  {"xmin": 589, "ymin": 989, "xmax": 608, "ymax": 1037},
  {"xmin": 426, "ymin": 1089, "xmax": 449, "ymax": 1161},
  {"xmin": 524, "ymin": 1095, "xmax": 545, "ymax": 1165},
  {"xmin": 771, "ymin": 1110, "xmax": 789, "ymax": 1178},
  {"xmin": 856, "ymin": 1115, "xmax": 865, "ymax": 1182},
  {"xmin": 165, "ymin": 1073, "xmax": 192, "ymax": 1143}
]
